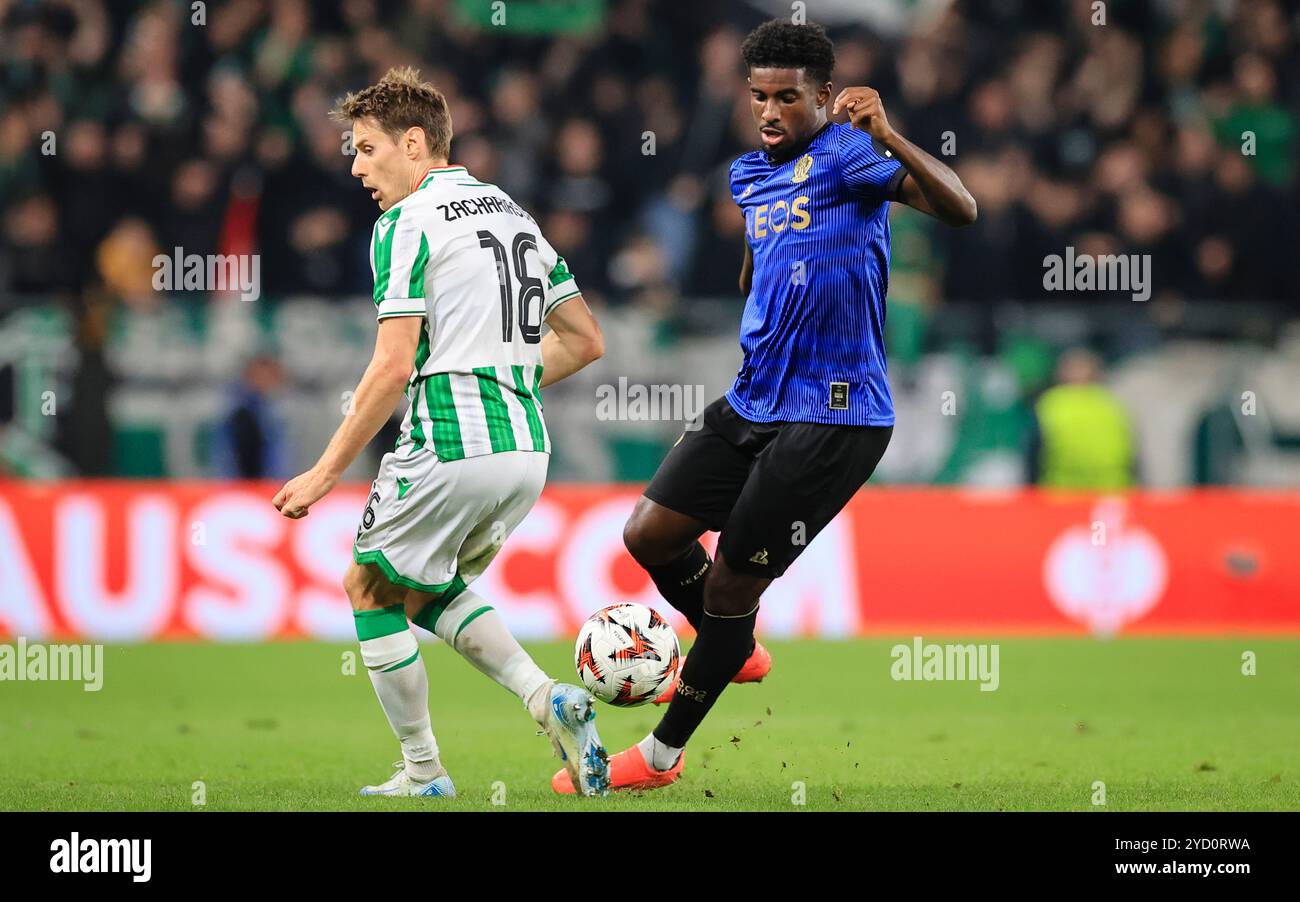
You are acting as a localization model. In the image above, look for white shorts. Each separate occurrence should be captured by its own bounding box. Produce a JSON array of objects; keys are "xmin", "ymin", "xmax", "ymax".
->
[{"xmin": 352, "ymin": 447, "xmax": 548, "ymax": 603}]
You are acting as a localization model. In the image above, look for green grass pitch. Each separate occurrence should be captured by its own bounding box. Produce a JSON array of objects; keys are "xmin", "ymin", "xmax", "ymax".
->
[{"xmin": 1, "ymin": 638, "xmax": 1296, "ymax": 811}]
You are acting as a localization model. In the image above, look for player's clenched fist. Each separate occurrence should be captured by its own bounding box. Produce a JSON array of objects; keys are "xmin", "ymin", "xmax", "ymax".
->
[
  {"xmin": 832, "ymin": 87, "xmax": 894, "ymax": 143},
  {"xmin": 273, "ymin": 467, "xmax": 337, "ymax": 519}
]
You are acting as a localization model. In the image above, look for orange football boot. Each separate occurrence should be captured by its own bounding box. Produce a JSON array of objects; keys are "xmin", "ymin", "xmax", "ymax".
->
[
  {"xmin": 652, "ymin": 640, "xmax": 772, "ymax": 705},
  {"xmin": 552, "ymin": 743, "xmax": 684, "ymax": 794}
]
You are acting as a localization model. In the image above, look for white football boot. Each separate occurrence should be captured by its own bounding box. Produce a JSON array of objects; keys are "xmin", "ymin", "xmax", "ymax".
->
[
  {"xmin": 529, "ymin": 681, "xmax": 610, "ymax": 797},
  {"xmin": 359, "ymin": 762, "xmax": 457, "ymax": 798}
]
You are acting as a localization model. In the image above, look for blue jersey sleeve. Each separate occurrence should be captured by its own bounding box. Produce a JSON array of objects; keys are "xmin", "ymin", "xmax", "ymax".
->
[
  {"xmin": 838, "ymin": 126, "xmax": 905, "ymax": 204},
  {"xmin": 728, "ymin": 156, "xmax": 746, "ymax": 202}
]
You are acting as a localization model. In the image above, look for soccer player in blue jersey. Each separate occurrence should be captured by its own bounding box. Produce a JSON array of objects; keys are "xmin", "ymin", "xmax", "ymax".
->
[{"xmin": 551, "ymin": 20, "xmax": 977, "ymax": 793}]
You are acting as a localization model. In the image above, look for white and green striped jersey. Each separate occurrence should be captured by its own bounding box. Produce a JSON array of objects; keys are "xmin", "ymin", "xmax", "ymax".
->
[{"xmin": 369, "ymin": 165, "xmax": 582, "ymax": 461}]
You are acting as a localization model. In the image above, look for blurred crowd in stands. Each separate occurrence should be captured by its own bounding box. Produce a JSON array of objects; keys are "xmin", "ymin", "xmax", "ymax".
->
[
  {"xmin": 2, "ymin": 0, "xmax": 1297, "ymax": 311},
  {"xmin": 0, "ymin": 0, "xmax": 1297, "ymax": 483}
]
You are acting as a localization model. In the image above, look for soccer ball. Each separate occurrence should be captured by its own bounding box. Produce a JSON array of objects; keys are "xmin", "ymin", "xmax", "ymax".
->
[{"xmin": 574, "ymin": 603, "xmax": 680, "ymax": 707}]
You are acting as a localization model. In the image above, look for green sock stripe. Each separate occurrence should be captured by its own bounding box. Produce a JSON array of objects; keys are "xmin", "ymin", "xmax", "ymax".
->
[
  {"xmin": 381, "ymin": 648, "xmax": 422, "ymax": 672},
  {"xmin": 411, "ymin": 575, "xmax": 469, "ymax": 633},
  {"xmin": 353, "ymin": 604, "xmax": 409, "ymax": 641},
  {"xmin": 411, "ymin": 602, "xmax": 439, "ymax": 633},
  {"xmin": 453, "ymin": 605, "xmax": 494, "ymax": 645}
]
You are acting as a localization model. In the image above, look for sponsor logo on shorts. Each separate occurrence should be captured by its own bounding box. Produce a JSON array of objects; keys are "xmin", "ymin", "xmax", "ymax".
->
[
  {"xmin": 396, "ymin": 477, "xmax": 413, "ymax": 499},
  {"xmin": 748, "ymin": 549, "xmax": 769, "ymax": 565}
]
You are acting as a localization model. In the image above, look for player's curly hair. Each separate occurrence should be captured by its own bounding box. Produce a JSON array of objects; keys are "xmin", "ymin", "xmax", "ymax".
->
[
  {"xmin": 331, "ymin": 66, "xmax": 452, "ymax": 159},
  {"xmin": 741, "ymin": 20, "xmax": 836, "ymax": 85}
]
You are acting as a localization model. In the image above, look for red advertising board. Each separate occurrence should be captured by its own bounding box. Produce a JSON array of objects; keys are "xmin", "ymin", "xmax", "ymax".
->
[{"xmin": 1, "ymin": 482, "xmax": 1297, "ymax": 640}]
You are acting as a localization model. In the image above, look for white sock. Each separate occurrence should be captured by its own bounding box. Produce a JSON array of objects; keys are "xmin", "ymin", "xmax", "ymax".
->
[
  {"xmin": 447, "ymin": 595, "xmax": 550, "ymax": 706},
  {"xmin": 638, "ymin": 732, "xmax": 683, "ymax": 772},
  {"xmin": 355, "ymin": 605, "xmax": 441, "ymax": 782},
  {"xmin": 367, "ymin": 661, "xmax": 442, "ymax": 782}
]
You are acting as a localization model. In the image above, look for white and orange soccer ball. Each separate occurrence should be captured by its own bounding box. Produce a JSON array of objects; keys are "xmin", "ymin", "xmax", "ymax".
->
[{"xmin": 573, "ymin": 603, "xmax": 680, "ymax": 707}]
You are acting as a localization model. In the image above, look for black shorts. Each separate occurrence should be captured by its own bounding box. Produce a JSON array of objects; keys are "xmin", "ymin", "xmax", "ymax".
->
[{"xmin": 643, "ymin": 396, "xmax": 893, "ymax": 578}]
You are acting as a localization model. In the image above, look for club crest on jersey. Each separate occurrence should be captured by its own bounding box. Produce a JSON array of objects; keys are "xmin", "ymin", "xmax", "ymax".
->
[{"xmin": 791, "ymin": 154, "xmax": 814, "ymax": 183}]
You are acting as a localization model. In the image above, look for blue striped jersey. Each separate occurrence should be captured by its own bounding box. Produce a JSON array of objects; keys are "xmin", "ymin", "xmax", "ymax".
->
[{"xmin": 726, "ymin": 121, "xmax": 904, "ymax": 426}]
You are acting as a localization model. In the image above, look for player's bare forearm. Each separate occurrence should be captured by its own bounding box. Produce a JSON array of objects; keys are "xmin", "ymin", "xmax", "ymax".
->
[
  {"xmin": 539, "ymin": 332, "xmax": 591, "ymax": 387},
  {"xmin": 539, "ymin": 294, "xmax": 603, "ymax": 388},
  {"xmin": 272, "ymin": 361, "xmax": 407, "ymax": 519},
  {"xmin": 832, "ymin": 85, "xmax": 977, "ymax": 227},
  {"xmin": 739, "ymin": 242, "xmax": 753, "ymax": 296},
  {"xmin": 274, "ymin": 315, "xmax": 421, "ymax": 519},
  {"xmin": 315, "ymin": 360, "xmax": 410, "ymax": 479},
  {"xmin": 878, "ymin": 131, "xmax": 977, "ymax": 227}
]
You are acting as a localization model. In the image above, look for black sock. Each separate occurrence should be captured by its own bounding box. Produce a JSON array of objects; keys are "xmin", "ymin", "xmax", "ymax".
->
[
  {"xmin": 642, "ymin": 543, "xmax": 711, "ymax": 630},
  {"xmin": 653, "ymin": 607, "xmax": 758, "ymax": 749}
]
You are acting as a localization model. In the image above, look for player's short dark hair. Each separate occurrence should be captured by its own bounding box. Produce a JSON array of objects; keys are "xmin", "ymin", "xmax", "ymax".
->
[
  {"xmin": 331, "ymin": 66, "xmax": 452, "ymax": 160},
  {"xmin": 741, "ymin": 20, "xmax": 836, "ymax": 86}
]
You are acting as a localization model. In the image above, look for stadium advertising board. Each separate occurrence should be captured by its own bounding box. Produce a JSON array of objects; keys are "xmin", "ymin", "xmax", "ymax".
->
[{"xmin": 2, "ymin": 483, "xmax": 1297, "ymax": 641}]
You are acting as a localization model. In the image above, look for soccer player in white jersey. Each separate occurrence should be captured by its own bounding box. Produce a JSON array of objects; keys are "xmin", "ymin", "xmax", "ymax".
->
[{"xmin": 272, "ymin": 67, "xmax": 610, "ymax": 797}]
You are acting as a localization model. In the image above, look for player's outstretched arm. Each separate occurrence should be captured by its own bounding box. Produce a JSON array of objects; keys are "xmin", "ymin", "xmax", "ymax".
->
[
  {"xmin": 832, "ymin": 86, "xmax": 977, "ymax": 227},
  {"xmin": 273, "ymin": 315, "xmax": 422, "ymax": 518},
  {"xmin": 539, "ymin": 294, "xmax": 604, "ymax": 389}
]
